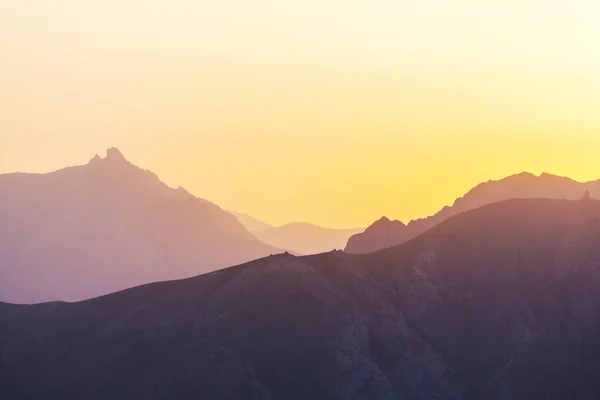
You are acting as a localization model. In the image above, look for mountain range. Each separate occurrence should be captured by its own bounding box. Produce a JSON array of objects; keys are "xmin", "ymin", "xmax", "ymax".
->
[
  {"xmin": 0, "ymin": 148, "xmax": 282, "ymax": 303},
  {"xmin": 2, "ymin": 197, "xmax": 600, "ymax": 399},
  {"xmin": 346, "ymin": 172, "xmax": 599, "ymax": 254},
  {"xmin": 230, "ymin": 212, "xmax": 363, "ymax": 255}
]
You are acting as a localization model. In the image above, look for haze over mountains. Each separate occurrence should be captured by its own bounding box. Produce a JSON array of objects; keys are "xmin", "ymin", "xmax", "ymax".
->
[
  {"xmin": 3, "ymin": 197, "xmax": 600, "ymax": 399},
  {"xmin": 346, "ymin": 172, "xmax": 600, "ymax": 254},
  {"xmin": 230, "ymin": 211, "xmax": 363, "ymax": 255},
  {"xmin": 0, "ymin": 148, "xmax": 282, "ymax": 303},
  {"xmin": 229, "ymin": 211, "xmax": 274, "ymax": 233}
]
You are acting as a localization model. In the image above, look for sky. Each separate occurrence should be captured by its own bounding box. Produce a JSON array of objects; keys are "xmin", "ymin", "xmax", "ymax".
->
[{"xmin": 2, "ymin": 0, "xmax": 600, "ymax": 228}]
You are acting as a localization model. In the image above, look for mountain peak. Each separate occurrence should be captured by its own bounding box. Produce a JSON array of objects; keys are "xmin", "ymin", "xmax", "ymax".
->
[
  {"xmin": 515, "ymin": 171, "xmax": 536, "ymax": 178},
  {"xmin": 371, "ymin": 216, "xmax": 406, "ymax": 228},
  {"xmin": 369, "ymin": 216, "xmax": 393, "ymax": 228},
  {"xmin": 105, "ymin": 147, "xmax": 127, "ymax": 162},
  {"xmin": 89, "ymin": 147, "xmax": 129, "ymax": 165}
]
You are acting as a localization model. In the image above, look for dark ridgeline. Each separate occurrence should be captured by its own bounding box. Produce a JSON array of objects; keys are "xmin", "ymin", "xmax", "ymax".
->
[
  {"xmin": 346, "ymin": 172, "xmax": 600, "ymax": 254},
  {"xmin": 3, "ymin": 198, "xmax": 600, "ymax": 399},
  {"xmin": 0, "ymin": 148, "xmax": 282, "ymax": 304}
]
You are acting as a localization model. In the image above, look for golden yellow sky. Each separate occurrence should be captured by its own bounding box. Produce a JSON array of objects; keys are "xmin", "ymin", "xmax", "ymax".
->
[{"xmin": 2, "ymin": 1, "xmax": 600, "ymax": 228}]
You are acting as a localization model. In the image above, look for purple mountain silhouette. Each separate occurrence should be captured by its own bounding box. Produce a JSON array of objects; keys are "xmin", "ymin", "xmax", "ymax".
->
[
  {"xmin": 0, "ymin": 148, "xmax": 282, "ymax": 303},
  {"xmin": 4, "ymin": 198, "xmax": 600, "ymax": 398},
  {"xmin": 346, "ymin": 172, "xmax": 598, "ymax": 254}
]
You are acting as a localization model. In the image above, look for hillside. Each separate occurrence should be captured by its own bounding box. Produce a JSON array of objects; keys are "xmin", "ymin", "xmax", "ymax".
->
[{"xmin": 2, "ymin": 198, "xmax": 600, "ymax": 398}]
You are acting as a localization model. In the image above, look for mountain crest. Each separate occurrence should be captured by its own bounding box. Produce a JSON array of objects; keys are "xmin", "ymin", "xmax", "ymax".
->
[
  {"xmin": 346, "ymin": 171, "xmax": 600, "ymax": 254},
  {"xmin": 89, "ymin": 147, "xmax": 129, "ymax": 165},
  {"xmin": 106, "ymin": 147, "xmax": 127, "ymax": 162},
  {"xmin": 370, "ymin": 216, "xmax": 406, "ymax": 229}
]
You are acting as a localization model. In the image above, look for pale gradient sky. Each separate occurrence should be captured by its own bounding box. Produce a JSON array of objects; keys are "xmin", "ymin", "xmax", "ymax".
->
[{"xmin": 2, "ymin": 0, "xmax": 600, "ymax": 228}]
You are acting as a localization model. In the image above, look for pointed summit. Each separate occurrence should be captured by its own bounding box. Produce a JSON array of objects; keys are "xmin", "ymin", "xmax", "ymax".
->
[
  {"xmin": 367, "ymin": 216, "xmax": 406, "ymax": 232},
  {"xmin": 105, "ymin": 147, "xmax": 127, "ymax": 162},
  {"xmin": 371, "ymin": 216, "xmax": 393, "ymax": 228},
  {"xmin": 89, "ymin": 148, "xmax": 128, "ymax": 164},
  {"xmin": 581, "ymin": 190, "xmax": 591, "ymax": 201}
]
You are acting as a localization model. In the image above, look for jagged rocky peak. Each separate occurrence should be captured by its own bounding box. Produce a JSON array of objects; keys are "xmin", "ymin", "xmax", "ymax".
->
[
  {"xmin": 373, "ymin": 216, "xmax": 391, "ymax": 225},
  {"xmin": 89, "ymin": 147, "xmax": 129, "ymax": 164},
  {"xmin": 87, "ymin": 147, "xmax": 160, "ymax": 186},
  {"xmin": 105, "ymin": 147, "xmax": 127, "ymax": 162}
]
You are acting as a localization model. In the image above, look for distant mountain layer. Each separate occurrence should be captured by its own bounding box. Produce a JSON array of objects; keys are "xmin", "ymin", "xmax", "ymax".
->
[
  {"xmin": 346, "ymin": 172, "xmax": 600, "ymax": 254},
  {"xmin": 0, "ymin": 148, "xmax": 281, "ymax": 303},
  {"xmin": 3, "ymin": 198, "xmax": 600, "ymax": 399},
  {"xmin": 231, "ymin": 214, "xmax": 363, "ymax": 255},
  {"xmin": 228, "ymin": 211, "xmax": 274, "ymax": 232}
]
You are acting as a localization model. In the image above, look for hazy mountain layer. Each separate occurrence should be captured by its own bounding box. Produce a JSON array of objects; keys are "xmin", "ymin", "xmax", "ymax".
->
[
  {"xmin": 256, "ymin": 222, "xmax": 363, "ymax": 255},
  {"xmin": 2, "ymin": 198, "xmax": 600, "ymax": 399},
  {"xmin": 0, "ymin": 148, "xmax": 281, "ymax": 303},
  {"xmin": 346, "ymin": 172, "xmax": 600, "ymax": 253},
  {"xmin": 230, "ymin": 212, "xmax": 363, "ymax": 255},
  {"xmin": 228, "ymin": 211, "xmax": 274, "ymax": 232}
]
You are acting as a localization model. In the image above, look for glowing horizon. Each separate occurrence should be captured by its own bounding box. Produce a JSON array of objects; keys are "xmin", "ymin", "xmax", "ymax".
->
[{"xmin": 2, "ymin": 0, "xmax": 600, "ymax": 228}]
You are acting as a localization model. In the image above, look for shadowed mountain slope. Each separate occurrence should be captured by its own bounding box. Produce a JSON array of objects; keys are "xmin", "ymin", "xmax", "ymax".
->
[
  {"xmin": 346, "ymin": 172, "xmax": 600, "ymax": 254},
  {"xmin": 3, "ymin": 198, "xmax": 600, "ymax": 399},
  {"xmin": 0, "ymin": 148, "xmax": 281, "ymax": 303}
]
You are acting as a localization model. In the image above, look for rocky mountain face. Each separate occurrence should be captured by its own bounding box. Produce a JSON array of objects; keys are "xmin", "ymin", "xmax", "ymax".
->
[
  {"xmin": 345, "ymin": 172, "xmax": 600, "ymax": 254},
  {"xmin": 0, "ymin": 148, "xmax": 281, "ymax": 303},
  {"xmin": 2, "ymin": 198, "xmax": 600, "ymax": 399}
]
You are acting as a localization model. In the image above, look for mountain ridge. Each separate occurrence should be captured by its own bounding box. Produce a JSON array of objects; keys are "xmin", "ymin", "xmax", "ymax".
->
[
  {"xmin": 346, "ymin": 171, "xmax": 600, "ymax": 254},
  {"xmin": 3, "ymin": 198, "xmax": 600, "ymax": 398}
]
